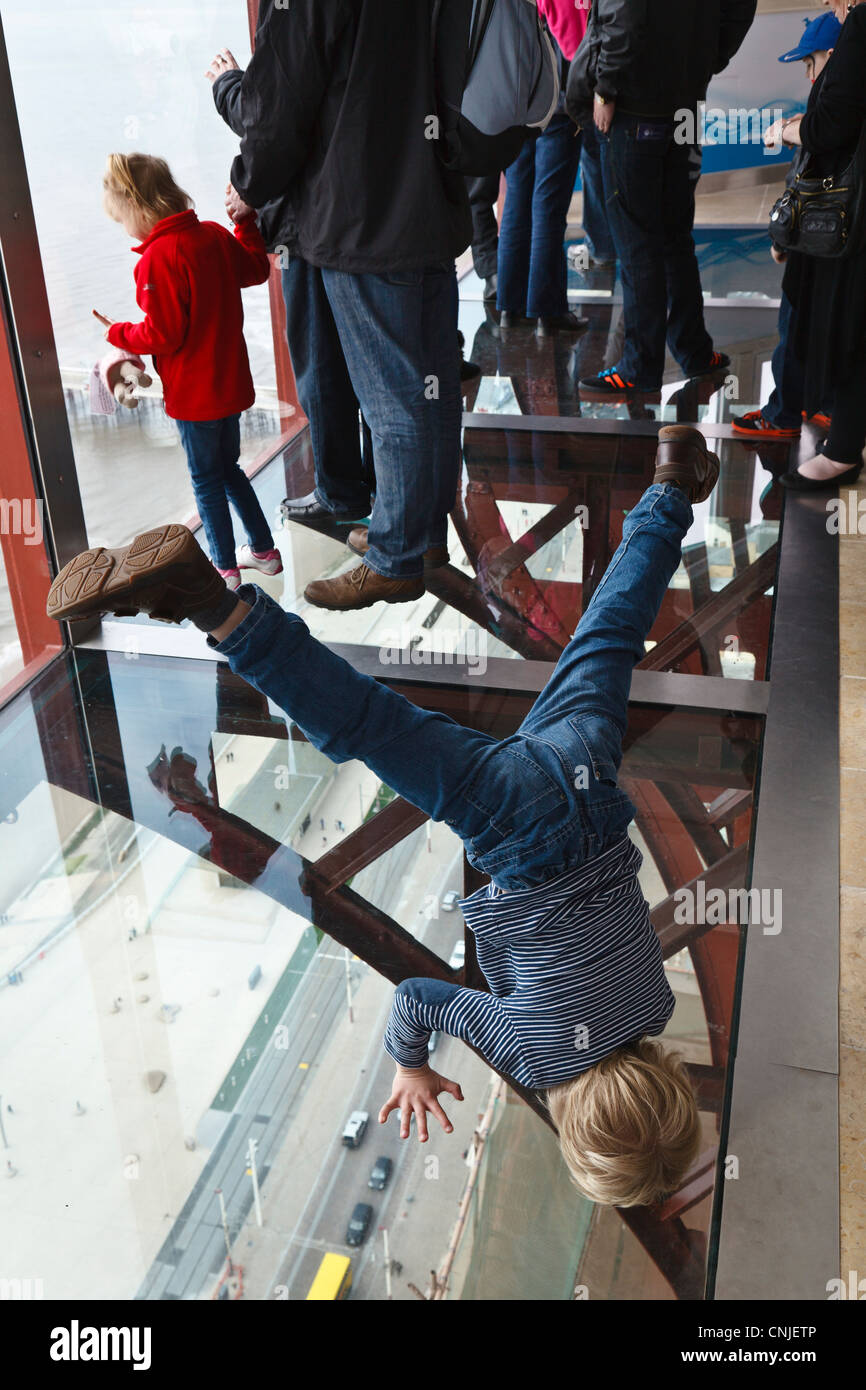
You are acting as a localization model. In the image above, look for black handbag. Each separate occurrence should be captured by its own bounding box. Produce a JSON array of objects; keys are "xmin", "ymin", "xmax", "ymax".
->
[{"xmin": 769, "ymin": 121, "xmax": 866, "ymax": 259}]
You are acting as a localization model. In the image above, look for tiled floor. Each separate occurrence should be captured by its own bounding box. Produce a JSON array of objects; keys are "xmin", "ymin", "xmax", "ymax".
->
[{"xmin": 840, "ymin": 479, "xmax": 866, "ymax": 1282}]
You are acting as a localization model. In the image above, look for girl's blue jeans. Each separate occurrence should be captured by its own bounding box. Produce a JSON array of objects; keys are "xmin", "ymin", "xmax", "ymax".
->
[
  {"xmin": 211, "ymin": 485, "xmax": 692, "ymax": 891},
  {"xmin": 176, "ymin": 414, "xmax": 274, "ymax": 572}
]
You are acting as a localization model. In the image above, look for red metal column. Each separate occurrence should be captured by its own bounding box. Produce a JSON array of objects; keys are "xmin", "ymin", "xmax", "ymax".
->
[{"xmin": 0, "ymin": 292, "xmax": 61, "ymax": 694}]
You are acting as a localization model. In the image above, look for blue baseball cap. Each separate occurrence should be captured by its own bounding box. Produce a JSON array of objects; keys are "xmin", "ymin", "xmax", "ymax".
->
[{"xmin": 778, "ymin": 12, "xmax": 842, "ymax": 62}]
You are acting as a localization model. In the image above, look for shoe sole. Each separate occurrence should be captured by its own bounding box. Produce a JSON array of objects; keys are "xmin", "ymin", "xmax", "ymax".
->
[
  {"xmin": 237, "ymin": 558, "xmax": 284, "ymax": 577},
  {"xmin": 46, "ymin": 524, "xmax": 223, "ymax": 623},
  {"xmin": 732, "ymin": 424, "xmax": 800, "ymax": 439}
]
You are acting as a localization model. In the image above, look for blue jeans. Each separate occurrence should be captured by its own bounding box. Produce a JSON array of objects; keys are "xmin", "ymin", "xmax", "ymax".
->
[
  {"xmin": 762, "ymin": 291, "xmax": 805, "ymax": 430},
  {"xmin": 599, "ymin": 114, "xmax": 713, "ymax": 387},
  {"xmin": 212, "ymin": 484, "xmax": 692, "ymax": 891},
  {"xmin": 498, "ymin": 113, "xmax": 582, "ymax": 319},
  {"xmin": 579, "ymin": 122, "xmax": 615, "ymax": 263},
  {"xmin": 281, "ymin": 260, "xmax": 375, "ymax": 514},
  {"xmin": 176, "ymin": 414, "xmax": 274, "ymax": 572},
  {"xmin": 318, "ymin": 264, "xmax": 461, "ymax": 578}
]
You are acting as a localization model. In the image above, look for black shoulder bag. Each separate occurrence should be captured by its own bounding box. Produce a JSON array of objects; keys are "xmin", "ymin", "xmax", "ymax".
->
[{"xmin": 769, "ymin": 118, "xmax": 866, "ymax": 260}]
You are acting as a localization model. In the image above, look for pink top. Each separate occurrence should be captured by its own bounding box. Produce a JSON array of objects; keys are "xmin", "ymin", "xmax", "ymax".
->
[{"xmin": 537, "ymin": 0, "xmax": 588, "ymax": 62}]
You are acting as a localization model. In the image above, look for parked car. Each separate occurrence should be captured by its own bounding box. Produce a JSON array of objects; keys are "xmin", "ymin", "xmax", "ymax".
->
[
  {"xmin": 448, "ymin": 939, "xmax": 465, "ymax": 971},
  {"xmin": 346, "ymin": 1202, "xmax": 373, "ymax": 1247},
  {"xmin": 341, "ymin": 1110, "xmax": 369, "ymax": 1148},
  {"xmin": 368, "ymin": 1156, "xmax": 393, "ymax": 1191},
  {"xmin": 441, "ymin": 890, "xmax": 461, "ymax": 913}
]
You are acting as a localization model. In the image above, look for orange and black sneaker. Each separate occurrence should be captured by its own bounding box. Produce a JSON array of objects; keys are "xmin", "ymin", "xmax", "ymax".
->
[
  {"xmin": 802, "ymin": 410, "xmax": 833, "ymax": 432},
  {"xmin": 579, "ymin": 367, "xmax": 642, "ymax": 395},
  {"xmin": 732, "ymin": 410, "xmax": 800, "ymax": 439},
  {"xmin": 689, "ymin": 350, "xmax": 731, "ymax": 378}
]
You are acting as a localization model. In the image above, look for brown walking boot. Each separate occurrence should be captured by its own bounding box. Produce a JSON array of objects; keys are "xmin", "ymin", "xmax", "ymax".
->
[
  {"xmin": 652, "ymin": 426, "xmax": 720, "ymax": 504},
  {"xmin": 46, "ymin": 524, "xmax": 225, "ymax": 624},
  {"xmin": 346, "ymin": 526, "xmax": 449, "ymax": 570},
  {"xmin": 304, "ymin": 562, "xmax": 424, "ymax": 611}
]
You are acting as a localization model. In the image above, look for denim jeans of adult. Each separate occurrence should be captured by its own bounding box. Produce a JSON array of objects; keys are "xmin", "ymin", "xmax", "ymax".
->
[
  {"xmin": 176, "ymin": 414, "xmax": 274, "ymax": 572},
  {"xmin": 599, "ymin": 114, "xmax": 713, "ymax": 387},
  {"xmin": 763, "ymin": 291, "xmax": 805, "ymax": 430},
  {"xmin": 319, "ymin": 264, "xmax": 461, "ymax": 578},
  {"xmin": 212, "ymin": 484, "xmax": 692, "ymax": 891},
  {"xmin": 579, "ymin": 122, "xmax": 616, "ymax": 263},
  {"xmin": 281, "ymin": 260, "xmax": 374, "ymax": 514},
  {"xmin": 497, "ymin": 113, "xmax": 582, "ymax": 319}
]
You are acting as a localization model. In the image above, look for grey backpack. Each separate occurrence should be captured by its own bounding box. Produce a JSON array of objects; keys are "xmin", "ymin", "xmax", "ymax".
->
[{"xmin": 432, "ymin": 0, "xmax": 561, "ymax": 176}]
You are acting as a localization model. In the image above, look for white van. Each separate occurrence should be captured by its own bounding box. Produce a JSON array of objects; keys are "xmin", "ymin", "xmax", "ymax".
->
[{"xmin": 341, "ymin": 1110, "xmax": 369, "ymax": 1148}]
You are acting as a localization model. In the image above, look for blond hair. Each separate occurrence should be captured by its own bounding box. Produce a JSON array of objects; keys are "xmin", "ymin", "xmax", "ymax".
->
[
  {"xmin": 545, "ymin": 1038, "xmax": 702, "ymax": 1208},
  {"xmin": 102, "ymin": 153, "xmax": 193, "ymax": 227}
]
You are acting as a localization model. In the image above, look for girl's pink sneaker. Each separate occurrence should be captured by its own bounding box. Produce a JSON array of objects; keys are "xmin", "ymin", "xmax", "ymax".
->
[
  {"xmin": 236, "ymin": 545, "xmax": 284, "ymax": 576},
  {"xmin": 216, "ymin": 566, "xmax": 242, "ymax": 591}
]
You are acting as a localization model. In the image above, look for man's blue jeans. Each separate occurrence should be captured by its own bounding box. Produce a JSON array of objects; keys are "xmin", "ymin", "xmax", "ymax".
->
[
  {"xmin": 212, "ymin": 484, "xmax": 692, "ymax": 891},
  {"xmin": 599, "ymin": 114, "xmax": 713, "ymax": 388},
  {"xmin": 498, "ymin": 113, "xmax": 582, "ymax": 319},
  {"xmin": 579, "ymin": 122, "xmax": 616, "ymax": 264},
  {"xmin": 176, "ymin": 414, "xmax": 274, "ymax": 572},
  {"xmin": 281, "ymin": 260, "xmax": 375, "ymax": 515},
  {"xmin": 319, "ymin": 263, "xmax": 462, "ymax": 579}
]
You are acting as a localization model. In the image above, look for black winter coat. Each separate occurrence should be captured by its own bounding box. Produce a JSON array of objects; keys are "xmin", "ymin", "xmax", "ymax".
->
[
  {"xmin": 212, "ymin": 68, "xmax": 297, "ymax": 256},
  {"xmin": 784, "ymin": 6, "xmax": 866, "ymax": 409},
  {"xmin": 567, "ymin": 0, "xmax": 757, "ymax": 122},
  {"xmin": 226, "ymin": 0, "xmax": 472, "ymax": 274}
]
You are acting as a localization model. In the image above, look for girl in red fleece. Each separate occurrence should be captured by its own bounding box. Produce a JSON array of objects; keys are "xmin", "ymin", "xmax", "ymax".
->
[{"xmin": 99, "ymin": 153, "xmax": 282, "ymax": 588}]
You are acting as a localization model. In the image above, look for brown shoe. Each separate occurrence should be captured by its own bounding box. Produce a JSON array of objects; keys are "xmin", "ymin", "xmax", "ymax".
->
[
  {"xmin": 346, "ymin": 526, "xmax": 449, "ymax": 570},
  {"xmin": 653, "ymin": 426, "xmax": 720, "ymax": 504},
  {"xmin": 46, "ymin": 524, "xmax": 226, "ymax": 624},
  {"xmin": 304, "ymin": 562, "xmax": 424, "ymax": 611}
]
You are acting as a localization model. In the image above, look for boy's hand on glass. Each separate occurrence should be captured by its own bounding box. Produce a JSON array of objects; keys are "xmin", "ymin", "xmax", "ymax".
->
[
  {"xmin": 205, "ymin": 49, "xmax": 241, "ymax": 84},
  {"xmin": 379, "ymin": 1063, "xmax": 464, "ymax": 1142}
]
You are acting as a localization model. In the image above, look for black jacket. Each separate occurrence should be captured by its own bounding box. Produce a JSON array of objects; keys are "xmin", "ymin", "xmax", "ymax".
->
[
  {"xmin": 784, "ymin": 7, "xmax": 866, "ymax": 408},
  {"xmin": 228, "ymin": 0, "xmax": 472, "ymax": 273},
  {"xmin": 567, "ymin": 0, "xmax": 757, "ymax": 122},
  {"xmin": 212, "ymin": 68, "xmax": 297, "ymax": 255}
]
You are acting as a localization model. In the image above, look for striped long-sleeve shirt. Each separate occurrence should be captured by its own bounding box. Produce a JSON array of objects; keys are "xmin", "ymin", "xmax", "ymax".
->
[{"xmin": 383, "ymin": 835, "xmax": 675, "ymax": 1090}]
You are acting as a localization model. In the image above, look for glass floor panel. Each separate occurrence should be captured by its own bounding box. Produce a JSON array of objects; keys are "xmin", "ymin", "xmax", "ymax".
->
[
  {"xmin": 123, "ymin": 424, "xmax": 780, "ymax": 683},
  {"xmin": 0, "ymin": 645, "xmax": 761, "ymax": 1300}
]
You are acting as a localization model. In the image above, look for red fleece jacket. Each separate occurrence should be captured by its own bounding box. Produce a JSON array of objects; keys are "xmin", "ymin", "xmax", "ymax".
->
[{"xmin": 107, "ymin": 209, "xmax": 270, "ymax": 421}]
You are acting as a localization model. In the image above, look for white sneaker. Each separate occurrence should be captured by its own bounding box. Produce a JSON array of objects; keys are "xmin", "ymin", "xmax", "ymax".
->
[
  {"xmin": 216, "ymin": 566, "xmax": 242, "ymax": 591},
  {"xmin": 236, "ymin": 545, "xmax": 283, "ymax": 576}
]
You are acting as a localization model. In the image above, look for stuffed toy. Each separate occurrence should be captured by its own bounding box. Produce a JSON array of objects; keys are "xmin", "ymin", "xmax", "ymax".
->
[{"xmin": 89, "ymin": 347, "xmax": 152, "ymax": 414}]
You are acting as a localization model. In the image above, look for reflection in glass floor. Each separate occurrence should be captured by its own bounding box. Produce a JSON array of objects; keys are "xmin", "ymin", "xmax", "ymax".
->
[{"xmin": 122, "ymin": 424, "xmax": 781, "ymax": 684}]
